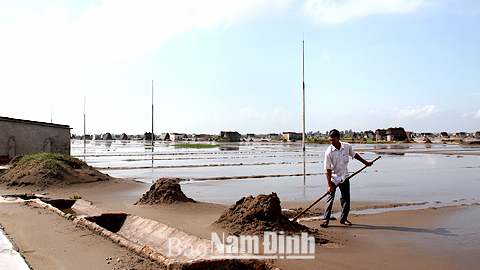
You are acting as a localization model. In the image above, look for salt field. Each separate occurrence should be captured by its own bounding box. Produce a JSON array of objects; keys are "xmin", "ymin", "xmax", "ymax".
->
[{"xmin": 71, "ymin": 140, "xmax": 480, "ymax": 206}]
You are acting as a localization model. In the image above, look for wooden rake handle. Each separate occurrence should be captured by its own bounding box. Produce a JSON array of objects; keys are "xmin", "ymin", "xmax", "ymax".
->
[{"xmin": 291, "ymin": 155, "xmax": 381, "ymax": 222}]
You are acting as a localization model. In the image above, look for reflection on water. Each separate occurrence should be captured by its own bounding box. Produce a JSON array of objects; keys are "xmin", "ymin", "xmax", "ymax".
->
[
  {"xmin": 373, "ymin": 144, "xmax": 410, "ymax": 150},
  {"xmin": 71, "ymin": 140, "xmax": 480, "ymax": 206},
  {"xmin": 220, "ymin": 146, "xmax": 240, "ymax": 151}
]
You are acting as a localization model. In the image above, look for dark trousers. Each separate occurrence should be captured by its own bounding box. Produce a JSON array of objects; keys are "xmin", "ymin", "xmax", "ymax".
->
[{"xmin": 322, "ymin": 180, "xmax": 350, "ymax": 223}]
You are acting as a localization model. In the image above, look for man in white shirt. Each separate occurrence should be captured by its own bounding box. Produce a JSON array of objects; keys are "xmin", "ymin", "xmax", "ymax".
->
[{"xmin": 321, "ymin": 129, "xmax": 373, "ymax": 227}]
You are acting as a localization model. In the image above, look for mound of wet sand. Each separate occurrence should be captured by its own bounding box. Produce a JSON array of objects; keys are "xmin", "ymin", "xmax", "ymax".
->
[
  {"xmin": 0, "ymin": 153, "xmax": 109, "ymax": 189},
  {"xmin": 135, "ymin": 178, "xmax": 195, "ymax": 205},
  {"xmin": 214, "ymin": 193, "xmax": 310, "ymax": 236}
]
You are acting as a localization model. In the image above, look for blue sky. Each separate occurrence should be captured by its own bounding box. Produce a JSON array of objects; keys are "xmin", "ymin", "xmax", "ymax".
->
[{"xmin": 1, "ymin": 0, "xmax": 479, "ymax": 135}]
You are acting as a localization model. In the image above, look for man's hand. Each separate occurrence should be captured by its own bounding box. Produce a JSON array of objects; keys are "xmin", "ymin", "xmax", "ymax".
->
[
  {"xmin": 328, "ymin": 184, "xmax": 335, "ymax": 194},
  {"xmin": 355, "ymin": 153, "xmax": 373, "ymax": 166},
  {"xmin": 326, "ymin": 169, "xmax": 334, "ymax": 193}
]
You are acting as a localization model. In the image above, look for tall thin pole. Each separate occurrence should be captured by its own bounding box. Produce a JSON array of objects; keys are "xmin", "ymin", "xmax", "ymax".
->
[
  {"xmin": 152, "ymin": 80, "xmax": 154, "ymax": 146},
  {"xmin": 302, "ymin": 35, "xmax": 306, "ymax": 152},
  {"xmin": 84, "ymin": 96, "xmax": 86, "ymax": 155}
]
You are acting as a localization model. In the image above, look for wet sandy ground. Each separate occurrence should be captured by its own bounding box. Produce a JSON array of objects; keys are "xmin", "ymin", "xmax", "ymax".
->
[
  {"xmin": 1, "ymin": 178, "xmax": 478, "ymax": 270},
  {"xmin": 1, "ymin": 140, "xmax": 474, "ymax": 269}
]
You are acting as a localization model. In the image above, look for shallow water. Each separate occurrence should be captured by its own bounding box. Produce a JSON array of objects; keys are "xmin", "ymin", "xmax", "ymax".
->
[{"xmin": 72, "ymin": 140, "xmax": 480, "ymax": 206}]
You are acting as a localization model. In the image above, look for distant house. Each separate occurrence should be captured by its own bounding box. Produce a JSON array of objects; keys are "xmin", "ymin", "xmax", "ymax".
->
[
  {"xmin": 144, "ymin": 132, "xmax": 154, "ymax": 141},
  {"xmin": 192, "ymin": 134, "xmax": 212, "ymax": 140},
  {"xmin": 92, "ymin": 134, "xmax": 102, "ymax": 140},
  {"xmin": 120, "ymin": 133, "xmax": 129, "ymax": 140},
  {"xmin": 364, "ymin": 131, "xmax": 374, "ymax": 139},
  {"xmin": 474, "ymin": 131, "xmax": 480, "ymax": 138},
  {"xmin": 386, "ymin": 127, "xmax": 407, "ymax": 141},
  {"xmin": 159, "ymin": 133, "xmax": 170, "ymax": 141},
  {"xmin": 220, "ymin": 131, "xmax": 241, "ymax": 142},
  {"xmin": 0, "ymin": 116, "xmax": 71, "ymax": 161},
  {"xmin": 102, "ymin": 133, "xmax": 113, "ymax": 140},
  {"xmin": 170, "ymin": 133, "xmax": 184, "ymax": 141},
  {"xmin": 282, "ymin": 132, "xmax": 302, "ymax": 141},
  {"xmin": 455, "ymin": 132, "xmax": 467, "ymax": 138},
  {"xmin": 440, "ymin": 132, "xmax": 449, "ymax": 138},
  {"xmin": 268, "ymin": 133, "xmax": 280, "ymax": 138},
  {"xmin": 246, "ymin": 133, "xmax": 256, "ymax": 139},
  {"xmin": 345, "ymin": 132, "xmax": 360, "ymax": 139},
  {"xmin": 375, "ymin": 129, "xmax": 387, "ymax": 141}
]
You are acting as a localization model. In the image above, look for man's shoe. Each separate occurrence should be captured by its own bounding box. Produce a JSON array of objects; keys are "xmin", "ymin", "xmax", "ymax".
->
[
  {"xmin": 320, "ymin": 221, "xmax": 329, "ymax": 228},
  {"xmin": 340, "ymin": 220, "xmax": 352, "ymax": 226}
]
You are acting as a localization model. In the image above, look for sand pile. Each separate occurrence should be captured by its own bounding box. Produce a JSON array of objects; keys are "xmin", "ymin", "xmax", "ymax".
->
[
  {"xmin": 135, "ymin": 178, "xmax": 195, "ymax": 205},
  {"xmin": 0, "ymin": 153, "xmax": 109, "ymax": 189},
  {"xmin": 214, "ymin": 193, "xmax": 309, "ymax": 235}
]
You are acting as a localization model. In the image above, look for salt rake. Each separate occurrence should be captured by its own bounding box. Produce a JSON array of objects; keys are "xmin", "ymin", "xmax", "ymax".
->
[{"xmin": 291, "ymin": 156, "xmax": 381, "ymax": 222}]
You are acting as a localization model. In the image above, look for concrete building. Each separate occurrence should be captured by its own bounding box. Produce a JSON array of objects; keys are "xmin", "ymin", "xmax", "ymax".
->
[
  {"xmin": 0, "ymin": 116, "xmax": 71, "ymax": 162},
  {"xmin": 375, "ymin": 129, "xmax": 387, "ymax": 141},
  {"xmin": 282, "ymin": 132, "xmax": 302, "ymax": 141},
  {"xmin": 159, "ymin": 133, "xmax": 170, "ymax": 141},
  {"xmin": 144, "ymin": 132, "xmax": 154, "ymax": 141},
  {"xmin": 220, "ymin": 131, "xmax": 241, "ymax": 142},
  {"xmin": 170, "ymin": 133, "xmax": 184, "ymax": 141},
  {"xmin": 102, "ymin": 133, "xmax": 113, "ymax": 140},
  {"xmin": 386, "ymin": 127, "xmax": 408, "ymax": 141},
  {"xmin": 364, "ymin": 130, "xmax": 374, "ymax": 139},
  {"xmin": 345, "ymin": 132, "xmax": 360, "ymax": 139}
]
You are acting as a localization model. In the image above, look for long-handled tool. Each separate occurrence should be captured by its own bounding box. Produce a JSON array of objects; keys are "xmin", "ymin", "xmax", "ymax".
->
[{"xmin": 291, "ymin": 155, "xmax": 381, "ymax": 222}]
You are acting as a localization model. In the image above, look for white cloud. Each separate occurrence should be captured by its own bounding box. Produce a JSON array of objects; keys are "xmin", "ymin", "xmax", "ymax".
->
[
  {"xmin": 262, "ymin": 107, "xmax": 287, "ymax": 119},
  {"xmin": 0, "ymin": 0, "xmax": 430, "ymax": 78},
  {"xmin": 299, "ymin": 0, "xmax": 428, "ymax": 24},
  {"xmin": 393, "ymin": 105, "xmax": 439, "ymax": 119},
  {"xmin": 239, "ymin": 107, "xmax": 288, "ymax": 121},
  {"xmin": 319, "ymin": 52, "xmax": 331, "ymax": 62},
  {"xmin": 239, "ymin": 107, "xmax": 259, "ymax": 119},
  {"xmin": 467, "ymin": 93, "xmax": 480, "ymax": 96},
  {"xmin": 0, "ymin": 1, "xmax": 290, "ymax": 71},
  {"xmin": 461, "ymin": 110, "xmax": 480, "ymax": 119},
  {"xmin": 475, "ymin": 110, "xmax": 480, "ymax": 119}
]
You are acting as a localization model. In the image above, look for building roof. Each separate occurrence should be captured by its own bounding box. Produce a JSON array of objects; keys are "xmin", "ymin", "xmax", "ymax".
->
[{"xmin": 0, "ymin": 116, "xmax": 70, "ymax": 129}]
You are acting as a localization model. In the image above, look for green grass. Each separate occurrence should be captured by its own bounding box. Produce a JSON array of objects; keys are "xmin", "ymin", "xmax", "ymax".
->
[
  {"xmin": 306, "ymin": 138, "xmax": 330, "ymax": 144},
  {"xmin": 8, "ymin": 153, "xmax": 89, "ymax": 172},
  {"xmin": 171, "ymin": 143, "xmax": 220, "ymax": 149},
  {"xmin": 11, "ymin": 152, "xmax": 71, "ymax": 167}
]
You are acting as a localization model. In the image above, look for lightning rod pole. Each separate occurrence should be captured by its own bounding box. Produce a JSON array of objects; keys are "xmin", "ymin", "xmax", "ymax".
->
[{"xmin": 302, "ymin": 35, "xmax": 306, "ymax": 152}]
